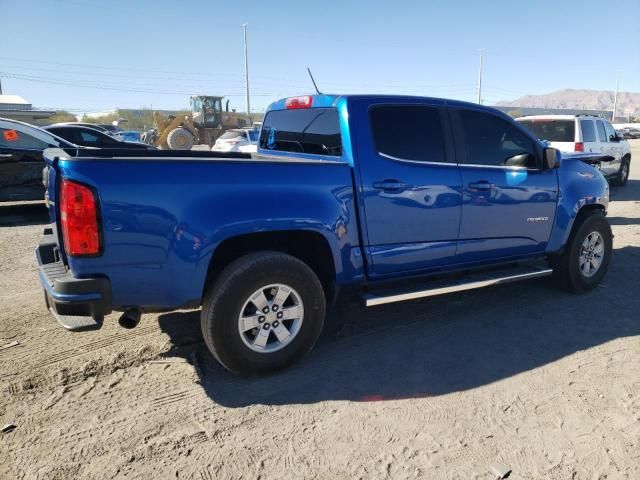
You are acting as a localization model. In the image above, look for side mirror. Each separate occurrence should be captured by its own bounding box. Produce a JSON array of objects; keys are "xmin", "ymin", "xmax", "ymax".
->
[
  {"xmin": 543, "ymin": 147, "xmax": 561, "ymax": 169},
  {"xmin": 609, "ymin": 134, "xmax": 619, "ymax": 142}
]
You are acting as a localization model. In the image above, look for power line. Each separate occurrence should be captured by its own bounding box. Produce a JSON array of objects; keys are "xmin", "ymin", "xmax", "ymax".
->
[
  {"xmin": 0, "ymin": 57, "xmax": 478, "ymax": 92},
  {"xmin": 0, "ymin": 72, "xmax": 282, "ymax": 97}
]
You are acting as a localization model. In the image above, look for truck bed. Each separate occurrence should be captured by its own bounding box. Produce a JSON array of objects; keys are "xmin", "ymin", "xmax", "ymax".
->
[{"xmin": 42, "ymin": 147, "xmax": 363, "ymax": 312}]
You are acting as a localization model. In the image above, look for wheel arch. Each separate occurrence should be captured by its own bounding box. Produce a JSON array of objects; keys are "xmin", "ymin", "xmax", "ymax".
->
[
  {"xmin": 547, "ymin": 202, "xmax": 607, "ymax": 256},
  {"xmin": 201, "ymin": 229, "xmax": 338, "ymax": 305}
]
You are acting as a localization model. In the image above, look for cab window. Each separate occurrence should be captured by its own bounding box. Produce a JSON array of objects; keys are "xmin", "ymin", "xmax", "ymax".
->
[
  {"xmin": 457, "ymin": 109, "xmax": 536, "ymax": 167},
  {"xmin": 260, "ymin": 108, "xmax": 342, "ymax": 156},
  {"xmin": 369, "ymin": 105, "xmax": 447, "ymax": 163}
]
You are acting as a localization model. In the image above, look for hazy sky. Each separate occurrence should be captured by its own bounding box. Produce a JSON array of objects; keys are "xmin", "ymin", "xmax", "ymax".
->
[{"xmin": 1, "ymin": 0, "xmax": 639, "ymax": 114}]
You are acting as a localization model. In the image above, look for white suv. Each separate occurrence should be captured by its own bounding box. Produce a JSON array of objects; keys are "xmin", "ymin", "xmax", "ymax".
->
[{"xmin": 517, "ymin": 115, "xmax": 631, "ymax": 186}]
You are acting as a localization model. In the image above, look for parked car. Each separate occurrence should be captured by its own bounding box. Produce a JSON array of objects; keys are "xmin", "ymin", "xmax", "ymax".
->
[
  {"xmin": 211, "ymin": 128, "xmax": 259, "ymax": 153},
  {"xmin": 47, "ymin": 122, "xmax": 112, "ymax": 134},
  {"xmin": 0, "ymin": 117, "xmax": 76, "ymax": 202},
  {"xmin": 619, "ymin": 127, "xmax": 640, "ymax": 139},
  {"xmin": 43, "ymin": 125, "xmax": 154, "ymax": 150},
  {"xmin": 113, "ymin": 130, "xmax": 142, "ymax": 143},
  {"xmin": 37, "ymin": 94, "xmax": 613, "ymax": 375},
  {"xmin": 98, "ymin": 124, "xmax": 123, "ymax": 134},
  {"xmin": 517, "ymin": 115, "xmax": 631, "ymax": 186}
]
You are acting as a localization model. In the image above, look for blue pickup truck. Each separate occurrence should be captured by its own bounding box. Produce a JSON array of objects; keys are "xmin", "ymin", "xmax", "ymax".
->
[{"xmin": 37, "ymin": 94, "xmax": 613, "ymax": 375}]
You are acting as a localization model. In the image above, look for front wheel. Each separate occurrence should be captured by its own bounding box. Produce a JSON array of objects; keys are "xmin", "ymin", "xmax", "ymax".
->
[
  {"xmin": 615, "ymin": 158, "xmax": 630, "ymax": 186},
  {"xmin": 550, "ymin": 213, "xmax": 612, "ymax": 293},
  {"xmin": 201, "ymin": 252, "xmax": 326, "ymax": 376},
  {"xmin": 166, "ymin": 127, "xmax": 194, "ymax": 150}
]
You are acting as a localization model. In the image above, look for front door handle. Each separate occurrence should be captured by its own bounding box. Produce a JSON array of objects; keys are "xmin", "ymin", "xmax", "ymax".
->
[
  {"xmin": 468, "ymin": 181, "xmax": 494, "ymax": 191},
  {"xmin": 373, "ymin": 180, "xmax": 410, "ymax": 191}
]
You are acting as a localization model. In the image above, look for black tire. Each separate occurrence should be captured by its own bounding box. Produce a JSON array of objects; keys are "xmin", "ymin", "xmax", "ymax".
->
[
  {"xmin": 201, "ymin": 252, "xmax": 326, "ymax": 376},
  {"xmin": 166, "ymin": 127, "xmax": 194, "ymax": 150},
  {"xmin": 550, "ymin": 213, "xmax": 612, "ymax": 293},
  {"xmin": 615, "ymin": 157, "xmax": 630, "ymax": 186}
]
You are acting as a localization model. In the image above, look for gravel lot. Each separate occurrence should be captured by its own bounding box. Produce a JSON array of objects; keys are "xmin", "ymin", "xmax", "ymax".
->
[{"xmin": 1, "ymin": 143, "xmax": 639, "ymax": 480}]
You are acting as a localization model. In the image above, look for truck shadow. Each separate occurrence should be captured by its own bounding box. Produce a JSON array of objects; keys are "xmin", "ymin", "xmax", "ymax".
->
[
  {"xmin": 157, "ymin": 245, "xmax": 640, "ymax": 407},
  {"xmin": 0, "ymin": 202, "xmax": 49, "ymax": 227}
]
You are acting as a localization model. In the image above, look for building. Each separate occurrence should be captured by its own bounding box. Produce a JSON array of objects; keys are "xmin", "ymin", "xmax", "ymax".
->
[{"xmin": 0, "ymin": 95, "xmax": 55, "ymax": 122}]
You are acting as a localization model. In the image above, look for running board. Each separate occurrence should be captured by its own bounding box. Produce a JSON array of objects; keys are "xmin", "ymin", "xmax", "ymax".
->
[{"xmin": 364, "ymin": 265, "xmax": 553, "ymax": 307}]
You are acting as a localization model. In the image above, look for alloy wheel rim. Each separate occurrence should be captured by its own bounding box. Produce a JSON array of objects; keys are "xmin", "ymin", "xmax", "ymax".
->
[
  {"xmin": 238, "ymin": 284, "xmax": 304, "ymax": 353},
  {"xmin": 579, "ymin": 231, "xmax": 605, "ymax": 278}
]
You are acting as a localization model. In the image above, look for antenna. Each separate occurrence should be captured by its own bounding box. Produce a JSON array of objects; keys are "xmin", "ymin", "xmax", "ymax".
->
[{"xmin": 307, "ymin": 67, "xmax": 322, "ymax": 95}]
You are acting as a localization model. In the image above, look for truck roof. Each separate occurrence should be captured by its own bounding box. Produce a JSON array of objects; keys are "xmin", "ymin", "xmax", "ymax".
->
[
  {"xmin": 266, "ymin": 94, "xmax": 511, "ymax": 118},
  {"xmin": 517, "ymin": 115, "xmax": 586, "ymax": 121}
]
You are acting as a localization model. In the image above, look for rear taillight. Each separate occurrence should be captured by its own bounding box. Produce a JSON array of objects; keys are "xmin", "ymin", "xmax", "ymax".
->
[
  {"xmin": 60, "ymin": 178, "xmax": 101, "ymax": 256},
  {"xmin": 574, "ymin": 142, "xmax": 584, "ymax": 152},
  {"xmin": 285, "ymin": 95, "xmax": 313, "ymax": 109}
]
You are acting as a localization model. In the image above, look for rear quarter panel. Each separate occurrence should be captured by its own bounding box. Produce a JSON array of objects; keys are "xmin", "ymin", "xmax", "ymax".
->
[{"xmin": 55, "ymin": 158, "xmax": 364, "ymax": 310}]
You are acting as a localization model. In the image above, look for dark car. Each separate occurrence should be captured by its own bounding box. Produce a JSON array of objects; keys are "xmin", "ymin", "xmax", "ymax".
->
[
  {"xmin": 43, "ymin": 125, "xmax": 154, "ymax": 150},
  {"xmin": 47, "ymin": 122, "xmax": 112, "ymax": 133},
  {"xmin": 620, "ymin": 127, "xmax": 640, "ymax": 140},
  {"xmin": 98, "ymin": 124, "xmax": 122, "ymax": 134},
  {"xmin": 0, "ymin": 117, "xmax": 77, "ymax": 202}
]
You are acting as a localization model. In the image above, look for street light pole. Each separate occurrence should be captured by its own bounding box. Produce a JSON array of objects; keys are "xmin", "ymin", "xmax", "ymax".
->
[
  {"xmin": 612, "ymin": 71, "xmax": 621, "ymax": 122},
  {"xmin": 476, "ymin": 49, "xmax": 484, "ymax": 105},
  {"xmin": 242, "ymin": 23, "xmax": 251, "ymax": 116}
]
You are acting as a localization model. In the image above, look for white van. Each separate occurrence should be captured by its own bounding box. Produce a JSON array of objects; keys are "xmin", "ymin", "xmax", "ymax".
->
[{"xmin": 517, "ymin": 115, "xmax": 632, "ymax": 186}]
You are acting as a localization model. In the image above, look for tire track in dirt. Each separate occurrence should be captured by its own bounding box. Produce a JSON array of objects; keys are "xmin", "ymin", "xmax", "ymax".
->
[{"xmin": 37, "ymin": 324, "xmax": 159, "ymax": 368}]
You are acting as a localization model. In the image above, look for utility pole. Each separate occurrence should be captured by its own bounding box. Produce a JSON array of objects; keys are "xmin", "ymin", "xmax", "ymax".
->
[
  {"xmin": 242, "ymin": 23, "xmax": 251, "ymax": 115},
  {"xmin": 476, "ymin": 49, "xmax": 484, "ymax": 105},
  {"xmin": 0, "ymin": 77, "xmax": 3, "ymax": 95},
  {"xmin": 612, "ymin": 71, "xmax": 621, "ymax": 122}
]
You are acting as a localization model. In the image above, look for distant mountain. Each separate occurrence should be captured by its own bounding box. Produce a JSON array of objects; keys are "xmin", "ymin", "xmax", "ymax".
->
[{"xmin": 496, "ymin": 89, "xmax": 640, "ymax": 117}]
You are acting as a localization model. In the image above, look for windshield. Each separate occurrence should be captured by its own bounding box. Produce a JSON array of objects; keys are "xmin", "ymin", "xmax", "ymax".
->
[{"xmin": 518, "ymin": 119, "xmax": 575, "ymax": 142}]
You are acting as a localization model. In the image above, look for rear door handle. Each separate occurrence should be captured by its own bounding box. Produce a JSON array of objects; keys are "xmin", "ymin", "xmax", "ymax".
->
[
  {"xmin": 373, "ymin": 180, "xmax": 411, "ymax": 191},
  {"xmin": 468, "ymin": 181, "xmax": 494, "ymax": 191}
]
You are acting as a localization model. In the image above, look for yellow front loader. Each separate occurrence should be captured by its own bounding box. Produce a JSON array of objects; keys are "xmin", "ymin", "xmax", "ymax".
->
[{"xmin": 144, "ymin": 96, "xmax": 260, "ymax": 150}]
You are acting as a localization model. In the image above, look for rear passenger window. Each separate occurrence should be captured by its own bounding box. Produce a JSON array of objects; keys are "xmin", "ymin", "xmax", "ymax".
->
[
  {"xmin": 580, "ymin": 120, "xmax": 596, "ymax": 142},
  {"xmin": 369, "ymin": 105, "xmax": 446, "ymax": 163},
  {"xmin": 0, "ymin": 128, "xmax": 49, "ymax": 149},
  {"xmin": 458, "ymin": 109, "xmax": 535, "ymax": 167},
  {"xmin": 596, "ymin": 120, "xmax": 607, "ymax": 142},
  {"xmin": 259, "ymin": 108, "xmax": 341, "ymax": 156}
]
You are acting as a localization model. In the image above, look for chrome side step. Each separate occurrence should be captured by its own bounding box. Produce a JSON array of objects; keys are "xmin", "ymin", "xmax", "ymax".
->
[{"xmin": 364, "ymin": 265, "xmax": 553, "ymax": 307}]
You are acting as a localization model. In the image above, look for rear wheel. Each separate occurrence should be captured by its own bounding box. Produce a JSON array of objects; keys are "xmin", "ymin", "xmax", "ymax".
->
[
  {"xmin": 550, "ymin": 213, "xmax": 612, "ymax": 293},
  {"xmin": 166, "ymin": 127, "xmax": 194, "ymax": 150},
  {"xmin": 201, "ymin": 252, "xmax": 326, "ymax": 376}
]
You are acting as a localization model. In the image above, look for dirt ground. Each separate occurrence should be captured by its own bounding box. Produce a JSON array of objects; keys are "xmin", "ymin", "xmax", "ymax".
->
[{"xmin": 1, "ymin": 143, "xmax": 639, "ymax": 480}]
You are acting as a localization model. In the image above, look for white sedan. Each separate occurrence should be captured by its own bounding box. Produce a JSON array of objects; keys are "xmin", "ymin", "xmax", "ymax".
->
[{"xmin": 212, "ymin": 128, "xmax": 259, "ymax": 153}]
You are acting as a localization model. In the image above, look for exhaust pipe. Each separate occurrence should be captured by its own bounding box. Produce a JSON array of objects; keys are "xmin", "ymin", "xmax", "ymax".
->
[{"xmin": 118, "ymin": 309, "xmax": 141, "ymax": 329}]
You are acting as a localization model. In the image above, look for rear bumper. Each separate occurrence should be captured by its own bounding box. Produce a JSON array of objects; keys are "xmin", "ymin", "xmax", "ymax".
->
[{"xmin": 37, "ymin": 228, "xmax": 111, "ymax": 330}]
